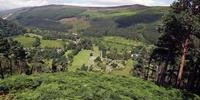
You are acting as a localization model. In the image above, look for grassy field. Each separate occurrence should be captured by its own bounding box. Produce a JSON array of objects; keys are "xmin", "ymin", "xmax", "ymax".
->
[
  {"xmin": 13, "ymin": 35, "xmax": 65, "ymax": 48},
  {"xmin": 69, "ymin": 50, "xmax": 93, "ymax": 71},
  {"xmin": 0, "ymin": 72, "xmax": 199, "ymax": 100},
  {"xmin": 69, "ymin": 46, "xmax": 100, "ymax": 71},
  {"xmin": 13, "ymin": 36, "xmax": 36, "ymax": 48},
  {"xmin": 40, "ymin": 39, "xmax": 65, "ymax": 48},
  {"xmin": 103, "ymin": 36, "xmax": 144, "ymax": 47},
  {"xmin": 111, "ymin": 59, "xmax": 135, "ymax": 76},
  {"xmin": 94, "ymin": 36, "xmax": 146, "ymax": 54},
  {"xmin": 64, "ymin": 50, "xmax": 73, "ymax": 57}
]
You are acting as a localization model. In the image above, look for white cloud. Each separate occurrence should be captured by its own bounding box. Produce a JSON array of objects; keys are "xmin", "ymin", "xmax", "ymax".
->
[{"xmin": 0, "ymin": 0, "xmax": 49, "ymax": 9}]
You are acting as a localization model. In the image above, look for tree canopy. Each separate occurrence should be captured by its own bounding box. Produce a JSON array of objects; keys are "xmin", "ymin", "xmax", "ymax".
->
[{"xmin": 147, "ymin": 0, "xmax": 200, "ymax": 93}]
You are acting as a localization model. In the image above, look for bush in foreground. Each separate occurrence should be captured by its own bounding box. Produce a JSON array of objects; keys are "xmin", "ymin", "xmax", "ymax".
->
[{"xmin": 0, "ymin": 72, "xmax": 199, "ymax": 100}]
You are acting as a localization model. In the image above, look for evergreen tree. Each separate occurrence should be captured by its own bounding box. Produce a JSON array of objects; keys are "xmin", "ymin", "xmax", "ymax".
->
[
  {"xmin": 149, "ymin": 0, "xmax": 200, "ymax": 91},
  {"xmin": 32, "ymin": 37, "xmax": 41, "ymax": 48},
  {"xmin": 0, "ymin": 34, "xmax": 29, "ymax": 78},
  {"xmin": 0, "ymin": 18, "xmax": 25, "ymax": 36},
  {"xmin": 0, "ymin": 34, "xmax": 9, "ymax": 79}
]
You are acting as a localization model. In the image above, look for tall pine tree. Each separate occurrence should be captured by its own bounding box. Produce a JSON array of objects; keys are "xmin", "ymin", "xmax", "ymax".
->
[{"xmin": 149, "ymin": 0, "xmax": 200, "ymax": 91}]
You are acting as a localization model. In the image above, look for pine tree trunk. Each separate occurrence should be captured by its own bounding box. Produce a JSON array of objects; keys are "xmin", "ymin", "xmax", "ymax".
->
[
  {"xmin": 156, "ymin": 62, "xmax": 166, "ymax": 85},
  {"xmin": 145, "ymin": 65, "xmax": 150, "ymax": 80},
  {"xmin": 177, "ymin": 29, "xmax": 191, "ymax": 87},
  {"xmin": 9, "ymin": 58, "xmax": 12, "ymax": 75},
  {"xmin": 155, "ymin": 62, "xmax": 161, "ymax": 82},
  {"xmin": 0, "ymin": 61, "xmax": 4, "ymax": 79},
  {"xmin": 169, "ymin": 65, "xmax": 176, "ymax": 85},
  {"xmin": 160, "ymin": 60, "xmax": 169, "ymax": 85}
]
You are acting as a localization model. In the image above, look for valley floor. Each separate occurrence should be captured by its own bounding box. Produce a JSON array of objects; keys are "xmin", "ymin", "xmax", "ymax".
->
[{"xmin": 0, "ymin": 72, "xmax": 199, "ymax": 100}]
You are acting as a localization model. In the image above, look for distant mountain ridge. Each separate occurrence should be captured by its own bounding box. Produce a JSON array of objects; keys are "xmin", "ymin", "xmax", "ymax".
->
[
  {"xmin": 0, "ymin": 4, "xmax": 155, "ymax": 20},
  {"xmin": 0, "ymin": 4, "xmax": 169, "ymax": 43}
]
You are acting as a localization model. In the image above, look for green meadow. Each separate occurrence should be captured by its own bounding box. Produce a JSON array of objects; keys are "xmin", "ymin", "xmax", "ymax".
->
[
  {"xmin": 13, "ymin": 35, "xmax": 65, "ymax": 48},
  {"xmin": 69, "ymin": 46, "xmax": 100, "ymax": 71}
]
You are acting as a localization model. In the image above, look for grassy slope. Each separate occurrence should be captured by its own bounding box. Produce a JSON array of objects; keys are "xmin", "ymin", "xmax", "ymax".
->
[
  {"xmin": 64, "ymin": 50, "xmax": 73, "ymax": 57},
  {"xmin": 13, "ymin": 36, "xmax": 35, "ymax": 47},
  {"xmin": 111, "ymin": 59, "xmax": 135, "ymax": 76},
  {"xmin": 0, "ymin": 72, "xmax": 199, "ymax": 100},
  {"xmin": 103, "ymin": 36, "xmax": 143, "ymax": 46},
  {"xmin": 69, "ymin": 50, "xmax": 93, "ymax": 71},
  {"xmin": 40, "ymin": 39, "xmax": 65, "ymax": 48},
  {"xmin": 95, "ymin": 36, "xmax": 147, "ymax": 54},
  {"xmin": 69, "ymin": 46, "xmax": 100, "ymax": 71},
  {"xmin": 60, "ymin": 18, "xmax": 90, "ymax": 32},
  {"xmin": 13, "ymin": 35, "xmax": 65, "ymax": 48}
]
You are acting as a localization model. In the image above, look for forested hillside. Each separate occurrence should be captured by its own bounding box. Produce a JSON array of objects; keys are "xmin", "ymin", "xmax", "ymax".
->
[{"xmin": 0, "ymin": 5, "xmax": 168, "ymax": 43}]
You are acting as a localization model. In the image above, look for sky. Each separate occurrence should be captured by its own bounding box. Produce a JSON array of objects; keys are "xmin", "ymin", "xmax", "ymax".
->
[{"xmin": 0, "ymin": 0, "xmax": 175, "ymax": 10}]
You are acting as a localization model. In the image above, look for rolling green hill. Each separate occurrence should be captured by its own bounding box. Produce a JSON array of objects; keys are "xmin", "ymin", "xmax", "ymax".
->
[
  {"xmin": 0, "ymin": 72, "xmax": 199, "ymax": 100},
  {"xmin": 0, "ymin": 5, "xmax": 169, "ymax": 43}
]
